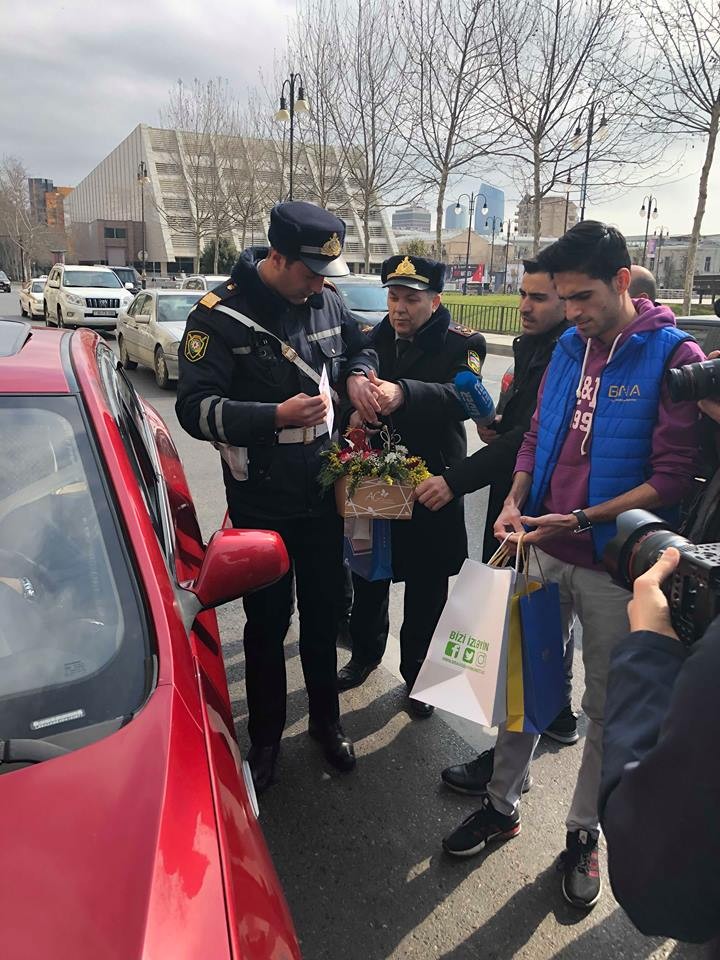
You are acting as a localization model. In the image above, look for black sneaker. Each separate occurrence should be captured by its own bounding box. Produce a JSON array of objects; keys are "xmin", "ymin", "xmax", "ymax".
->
[
  {"xmin": 442, "ymin": 796, "xmax": 521, "ymax": 857},
  {"xmin": 560, "ymin": 829, "xmax": 602, "ymax": 909},
  {"xmin": 544, "ymin": 706, "xmax": 579, "ymax": 745},
  {"xmin": 441, "ymin": 747, "xmax": 533, "ymax": 796}
]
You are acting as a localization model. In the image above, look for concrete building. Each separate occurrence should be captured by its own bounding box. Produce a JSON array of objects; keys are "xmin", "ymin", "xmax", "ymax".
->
[
  {"xmin": 476, "ymin": 184, "xmax": 505, "ymax": 234},
  {"xmin": 64, "ymin": 124, "xmax": 398, "ymax": 275},
  {"xmin": 28, "ymin": 178, "xmax": 55, "ymax": 224},
  {"xmin": 625, "ymin": 232, "xmax": 720, "ymax": 297},
  {"xmin": 392, "ymin": 206, "xmax": 431, "ymax": 233},
  {"xmin": 445, "ymin": 203, "xmax": 469, "ymax": 231},
  {"xmin": 516, "ymin": 194, "xmax": 578, "ymax": 238}
]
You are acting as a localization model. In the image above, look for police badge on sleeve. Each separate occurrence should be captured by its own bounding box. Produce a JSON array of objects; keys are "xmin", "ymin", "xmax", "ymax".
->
[{"xmin": 185, "ymin": 331, "xmax": 209, "ymax": 362}]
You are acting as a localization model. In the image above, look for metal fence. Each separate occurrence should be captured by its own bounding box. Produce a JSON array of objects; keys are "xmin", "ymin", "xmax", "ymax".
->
[{"xmin": 447, "ymin": 302, "xmax": 522, "ymax": 334}]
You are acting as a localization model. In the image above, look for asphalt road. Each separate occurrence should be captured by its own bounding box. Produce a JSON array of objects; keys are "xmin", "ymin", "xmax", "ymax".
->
[{"xmin": 5, "ymin": 291, "xmax": 704, "ymax": 960}]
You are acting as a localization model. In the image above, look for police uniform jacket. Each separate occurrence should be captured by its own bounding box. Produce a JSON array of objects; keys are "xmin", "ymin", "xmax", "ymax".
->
[
  {"xmin": 366, "ymin": 306, "xmax": 487, "ymax": 581},
  {"xmin": 175, "ymin": 248, "xmax": 377, "ymax": 521}
]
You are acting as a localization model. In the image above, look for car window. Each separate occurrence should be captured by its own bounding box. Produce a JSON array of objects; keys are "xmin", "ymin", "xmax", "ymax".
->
[
  {"xmin": 62, "ymin": 270, "xmax": 122, "ymax": 289},
  {"xmin": 31, "ymin": 281, "xmax": 45, "ymax": 293},
  {"xmin": 0, "ymin": 396, "xmax": 151, "ymax": 742},
  {"xmin": 156, "ymin": 293, "xmax": 202, "ymax": 322},
  {"xmin": 334, "ymin": 282, "xmax": 387, "ymax": 312},
  {"xmin": 131, "ymin": 294, "xmax": 149, "ymax": 317}
]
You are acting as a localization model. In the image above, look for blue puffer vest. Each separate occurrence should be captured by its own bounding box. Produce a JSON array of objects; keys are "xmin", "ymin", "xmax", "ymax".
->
[{"xmin": 527, "ymin": 325, "xmax": 691, "ymax": 559}]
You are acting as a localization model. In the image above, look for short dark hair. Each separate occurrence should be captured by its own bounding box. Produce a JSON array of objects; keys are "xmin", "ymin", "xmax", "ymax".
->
[
  {"xmin": 521, "ymin": 258, "xmax": 549, "ymax": 275},
  {"xmin": 537, "ymin": 221, "xmax": 631, "ymax": 284}
]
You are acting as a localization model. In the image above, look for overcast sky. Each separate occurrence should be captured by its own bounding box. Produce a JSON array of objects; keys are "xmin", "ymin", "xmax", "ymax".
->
[{"xmin": 3, "ymin": 0, "xmax": 717, "ymax": 239}]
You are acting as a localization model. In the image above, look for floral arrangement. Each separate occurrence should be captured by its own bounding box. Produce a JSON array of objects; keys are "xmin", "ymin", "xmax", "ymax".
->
[{"xmin": 319, "ymin": 426, "xmax": 431, "ymax": 496}]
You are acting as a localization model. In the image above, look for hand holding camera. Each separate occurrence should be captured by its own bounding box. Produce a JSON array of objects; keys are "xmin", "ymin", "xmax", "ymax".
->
[{"xmin": 626, "ymin": 546, "xmax": 680, "ymax": 640}]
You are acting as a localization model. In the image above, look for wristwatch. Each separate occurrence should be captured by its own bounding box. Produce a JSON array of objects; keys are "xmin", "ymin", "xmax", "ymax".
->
[
  {"xmin": 571, "ymin": 509, "xmax": 592, "ymax": 534},
  {"xmin": 348, "ymin": 369, "xmax": 368, "ymax": 378}
]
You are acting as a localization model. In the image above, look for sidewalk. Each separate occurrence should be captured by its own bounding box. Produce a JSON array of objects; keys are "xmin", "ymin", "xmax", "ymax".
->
[{"xmin": 484, "ymin": 332, "xmax": 516, "ymax": 357}]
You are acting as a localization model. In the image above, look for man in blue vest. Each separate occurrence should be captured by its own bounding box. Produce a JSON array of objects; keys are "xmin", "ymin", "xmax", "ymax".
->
[{"xmin": 440, "ymin": 222, "xmax": 704, "ymax": 911}]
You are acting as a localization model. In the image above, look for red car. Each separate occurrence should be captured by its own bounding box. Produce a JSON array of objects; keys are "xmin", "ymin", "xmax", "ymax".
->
[{"xmin": 0, "ymin": 319, "xmax": 301, "ymax": 960}]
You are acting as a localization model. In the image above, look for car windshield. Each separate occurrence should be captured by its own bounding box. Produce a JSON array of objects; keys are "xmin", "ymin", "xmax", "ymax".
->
[
  {"xmin": 0, "ymin": 397, "xmax": 151, "ymax": 745},
  {"xmin": 31, "ymin": 281, "xmax": 45, "ymax": 293},
  {"xmin": 0, "ymin": 272, "xmax": 9, "ymax": 282},
  {"xmin": 63, "ymin": 270, "xmax": 122, "ymax": 289},
  {"xmin": 335, "ymin": 282, "xmax": 387, "ymax": 312},
  {"xmin": 156, "ymin": 293, "xmax": 203, "ymax": 322}
]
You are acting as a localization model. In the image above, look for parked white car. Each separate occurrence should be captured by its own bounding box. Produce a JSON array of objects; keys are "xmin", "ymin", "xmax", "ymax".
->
[
  {"xmin": 180, "ymin": 274, "xmax": 230, "ymax": 291},
  {"xmin": 43, "ymin": 264, "xmax": 134, "ymax": 329},
  {"xmin": 116, "ymin": 289, "xmax": 203, "ymax": 388},
  {"xmin": 19, "ymin": 277, "xmax": 48, "ymax": 318}
]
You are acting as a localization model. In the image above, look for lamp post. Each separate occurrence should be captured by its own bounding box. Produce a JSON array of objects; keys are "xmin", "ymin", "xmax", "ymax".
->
[
  {"xmin": 571, "ymin": 101, "xmax": 608, "ymax": 222},
  {"xmin": 274, "ymin": 73, "xmax": 310, "ymax": 202},
  {"xmin": 485, "ymin": 215, "xmax": 502, "ymax": 292},
  {"xmin": 455, "ymin": 192, "xmax": 488, "ymax": 295},
  {"xmin": 502, "ymin": 218, "xmax": 517, "ymax": 293},
  {"xmin": 654, "ymin": 227, "xmax": 669, "ymax": 282},
  {"xmin": 137, "ymin": 160, "xmax": 150, "ymax": 288},
  {"xmin": 640, "ymin": 195, "xmax": 659, "ymax": 267},
  {"xmin": 563, "ymin": 169, "xmax": 573, "ymax": 233}
]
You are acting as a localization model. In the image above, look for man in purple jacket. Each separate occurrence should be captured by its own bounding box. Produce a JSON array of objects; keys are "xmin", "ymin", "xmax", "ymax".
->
[{"xmin": 440, "ymin": 222, "xmax": 704, "ymax": 911}]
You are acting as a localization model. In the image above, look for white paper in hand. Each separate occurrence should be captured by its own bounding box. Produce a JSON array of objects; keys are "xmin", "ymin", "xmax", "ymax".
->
[{"xmin": 319, "ymin": 364, "xmax": 335, "ymax": 436}]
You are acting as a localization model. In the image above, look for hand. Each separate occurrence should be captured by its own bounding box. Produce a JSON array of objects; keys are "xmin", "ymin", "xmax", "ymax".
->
[
  {"xmin": 518, "ymin": 512, "xmax": 577, "ymax": 545},
  {"xmin": 698, "ymin": 396, "xmax": 720, "ymax": 424},
  {"xmin": 346, "ymin": 373, "xmax": 382, "ymax": 423},
  {"xmin": 414, "ymin": 475, "xmax": 454, "ymax": 511},
  {"xmin": 627, "ymin": 547, "xmax": 680, "ymax": 640},
  {"xmin": 477, "ymin": 424, "xmax": 499, "ymax": 443},
  {"xmin": 368, "ymin": 370, "xmax": 404, "ymax": 415},
  {"xmin": 348, "ymin": 410, "xmax": 364, "ymax": 428},
  {"xmin": 275, "ymin": 393, "xmax": 329, "ymax": 428},
  {"xmin": 494, "ymin": 502, "xmax": 525, "ymax": 543}
]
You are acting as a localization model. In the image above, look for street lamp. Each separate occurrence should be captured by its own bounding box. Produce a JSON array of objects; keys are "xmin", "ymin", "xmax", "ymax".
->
[
  {"xmin": 640, "ymin": 195, "xmax": 659, "ymax": 266},
  {"xmin": 455, "ymin": 192, "xmax": 488, "ymax": 295},
  {"xmin": 274, "ymin": 73, "xmax": 309, "ymax": 202},
  {"xmin": 563, "ymin": 169, "xmax": 573, "ymax": 233},
  {"xmin": 653, "ymin": 227, "xmax": 669, "ymax": 282},
  {"xmin": 485, "ymin": 215, "xmax": 502, "ymax": 292},
  {"xmin": 502, "ymin": 218, "xmax": 518, "ymax": 294},
  {"xmin": 137, "ymin": 160, "xmax": 150, "ymax": 289},
  {"xmin": 571, "ymin": 101, "xmax": 608, "ymax": 222}
]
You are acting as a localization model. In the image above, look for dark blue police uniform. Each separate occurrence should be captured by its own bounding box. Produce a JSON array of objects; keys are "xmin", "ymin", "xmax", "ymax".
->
[{"xmin": 176, "ymin": 202, "xmax": 377, "ymax": 790}]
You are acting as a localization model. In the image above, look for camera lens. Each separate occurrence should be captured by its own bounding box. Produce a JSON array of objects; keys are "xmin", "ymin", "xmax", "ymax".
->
[
  {"xmin": 667, "ymin": 357, "xmax": 720, "ymax": 403},
  {"xmin": 604, "ymin": 509, "xmax": 691, "ymax": 588}
]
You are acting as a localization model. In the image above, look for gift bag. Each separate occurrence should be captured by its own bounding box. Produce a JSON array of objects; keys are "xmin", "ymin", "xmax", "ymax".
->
[
  {"xmin": 343, "ymin": 517, "xmax": 392, "ymax": 581},
  {"xmin": 506, "ymin": 546, "xmax": 566, "ymax": 734},
  {"xmin": 409, "ymin": 542, "xmax": 516, "ymax": 727}
]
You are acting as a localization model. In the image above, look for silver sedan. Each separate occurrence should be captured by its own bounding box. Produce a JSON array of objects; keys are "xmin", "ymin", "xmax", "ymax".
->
[{"xmin": 116, "ymin": 289, "xmax": 203, "ymax": 389}]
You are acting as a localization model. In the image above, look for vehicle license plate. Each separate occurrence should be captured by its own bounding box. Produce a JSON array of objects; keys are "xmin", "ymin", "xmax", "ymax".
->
[{"xmin": 93, "ymin": 309, "xmax": 116, "ymax": 316}]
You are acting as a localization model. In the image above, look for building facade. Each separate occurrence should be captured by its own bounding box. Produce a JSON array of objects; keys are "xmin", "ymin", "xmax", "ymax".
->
[
  {"xmin": 516, "ymin": 194, "xmax": 578, "ymax": 238},
  {"xmin": 392, "ymin": 206, "xmax": 431, "ymax": 233},
  {"xmin": 625, "ymin": 233, "xmax": 720, "ymax": 295},
  {"xmin": 64, "ymin": 124, "xmax": 398, "ymax": 275},
  {"xmin": 476, "ymin": 184, "xmax": 505, "ymax": 234},
  {"xmin": 445, "ymin": 203, "xmax": 469, "ymax": 231}
]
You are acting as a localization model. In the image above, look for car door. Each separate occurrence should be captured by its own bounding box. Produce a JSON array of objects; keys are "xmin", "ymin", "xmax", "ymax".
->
[
  {"xmin": 45, "ymin": 268, "xmax": 60, "ymax": 317},
  {"xmin": 136, "ymin": 295, "xmax": 156, "ymax": 367},
  {"xmin": 120, "ymin": 294, "xmax": 145, "ymax": 360}
]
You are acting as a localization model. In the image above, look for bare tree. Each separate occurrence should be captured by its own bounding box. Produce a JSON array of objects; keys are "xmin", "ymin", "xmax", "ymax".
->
[
  {"xmin": 405, "ymin": 0, "xmax": 506, "ymax": 256},
  {"xmin": 630, "ymin": 0, "xmax": 719, "ymax": 312},
  {"xmin": 0, "ymin": 158, "xmax": 53, "ymax": 280}
]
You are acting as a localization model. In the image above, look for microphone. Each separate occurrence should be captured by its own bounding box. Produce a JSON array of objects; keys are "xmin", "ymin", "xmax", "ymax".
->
[{"xmin": 454, "ymin": 370, "xmax": 496, "ymax": 426}]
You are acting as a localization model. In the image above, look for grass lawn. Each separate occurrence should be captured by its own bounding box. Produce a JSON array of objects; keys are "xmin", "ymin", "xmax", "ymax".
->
[{"xmin": 443, "ymin": 291, "xmax": 716, "ymax": 318}]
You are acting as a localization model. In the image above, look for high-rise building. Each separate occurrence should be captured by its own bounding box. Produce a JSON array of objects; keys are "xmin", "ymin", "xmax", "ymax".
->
[
  {"xmin": 392, "ymin": 206, "xmax": 431, "ymax": 232},
  {"xmin": 476, "ymin": 184, "xmax": 505, "ymax": 234},
  {"xmin": 64, "ymin": 124, "xmax": 398, "ymax": 274},
  {"xmin": 445, "ymin": 203, "xmax": 469, "ymax": 230},
  {"xmin": 28, "ymin": 178, "xmax": 55, "ymax": 224},
  {"xmin": 516, "ymin": 194, "xmax": 578, "ymax": 238}
]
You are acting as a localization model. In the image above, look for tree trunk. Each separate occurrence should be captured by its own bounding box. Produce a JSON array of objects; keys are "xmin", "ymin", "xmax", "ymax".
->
[
  {"xmin": 213, "ymin": 223, "xmax": 220, "ymax": 273},
  {"xmin": 363, "ymin": 195, "xmax": 371, "ymax": 273},
  {"xmin": 435, "ymin": 165, "xmax": 449, "ymax": 260},
  {"xmin": 532, "ymin": 140, "xmax": 542, "ymax": 255},
  {"xmin": 683, "ymin": 102, "xmax": 719, "ymax": 314}
]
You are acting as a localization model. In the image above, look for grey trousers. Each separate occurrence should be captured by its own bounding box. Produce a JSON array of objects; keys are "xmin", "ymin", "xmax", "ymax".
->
[{"xmin": 487, "ymin": 547, "xmax": 630, "ymax": 834}]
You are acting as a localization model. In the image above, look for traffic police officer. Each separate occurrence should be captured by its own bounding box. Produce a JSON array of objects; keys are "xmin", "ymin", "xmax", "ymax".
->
[
  {"xmin": 176, "ymin": 201, "xmax": 379, "ymax": 793},
  {"xmin": 336, "ymin": 254, "xmax": 488, "ymax": 717}
]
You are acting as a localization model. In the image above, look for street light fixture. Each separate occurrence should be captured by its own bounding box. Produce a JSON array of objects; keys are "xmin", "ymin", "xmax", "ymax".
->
[
  {"xmin": 455, "ymin": 192, "xmax": 488, "ymax": 295},
  {"xmin": 640, "ymin": 194, "xmax": 659, "ymax": 266},
  {"xmin": 485, "ymin": 215, "xmax": 502, "ymax": 292},
  {"xmin": 274, "ymin": 73, "xmax": 309, "ymax": 201},
  {"xmin": 137, "ymin": 160, "xmax": 150, "ymax": 289},
  {"xmin": 502, "ymin": 218, "xmax": 518, "ymax": 293},
  {"xmin": 571, "ymin": 101, "xmax": 608, "ymax": 222},
  {"xmin": 653, "ymin": 226, "xmax": 669, "ymax": 282}
]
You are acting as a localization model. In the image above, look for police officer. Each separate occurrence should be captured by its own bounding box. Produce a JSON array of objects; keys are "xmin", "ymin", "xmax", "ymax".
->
[
  {"xmin": 176, "ymin": 201, "xmax": 380, "ymax": 793},
  {"xmin": 336, "ymin": 254, "xmax": 487, "ymax": 716}
]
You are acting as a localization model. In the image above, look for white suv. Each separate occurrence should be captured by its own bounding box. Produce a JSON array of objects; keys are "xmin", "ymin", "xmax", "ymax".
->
[{"xmin": 43, "ymin": 265, "xmax": 134, "ymax": 329}]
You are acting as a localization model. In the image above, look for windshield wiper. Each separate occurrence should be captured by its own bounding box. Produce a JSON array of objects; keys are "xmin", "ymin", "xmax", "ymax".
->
[{"xmin": 0, "ymin": 738, "xmax": 69, "ymax": 764}]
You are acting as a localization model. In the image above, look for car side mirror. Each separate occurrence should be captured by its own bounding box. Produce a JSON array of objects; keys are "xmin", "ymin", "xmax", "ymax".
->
[
  {"xmin": 125, "ymin": 282, "xmax": 134, "ymax": 290},
  {"xmin": 135, "ymin": 314, "xmax": 151, "ymax": 324},
  {"xmin": 190, "ymin": 528, "xmax": 289, "ymax": 610}
]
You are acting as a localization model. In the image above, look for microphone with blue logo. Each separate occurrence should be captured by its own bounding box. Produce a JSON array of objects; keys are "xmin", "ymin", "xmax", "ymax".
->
[{"xmin": 454, "ymin": 370, "xmax": 496, "ymax": 427}]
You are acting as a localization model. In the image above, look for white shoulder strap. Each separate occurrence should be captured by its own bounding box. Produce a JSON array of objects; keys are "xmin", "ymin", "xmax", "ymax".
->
[{"xmin": 215, "ymin": 303, "xmax": 332, "ymax": 393}]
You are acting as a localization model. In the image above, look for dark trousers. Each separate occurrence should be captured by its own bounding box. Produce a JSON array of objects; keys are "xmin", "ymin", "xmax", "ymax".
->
[
  {"xmin": 232, "ymin": 511, "xmax": 345, "ymax": 746},
  {"xmin": 349, "ymin": 570, "xmax": 449, "ymax": 690}
]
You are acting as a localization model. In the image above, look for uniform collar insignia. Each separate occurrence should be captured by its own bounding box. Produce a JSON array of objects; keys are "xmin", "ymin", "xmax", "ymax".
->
[{"xmin": 320, "ymin": 233, "xmax": 342, "ymax": 257}]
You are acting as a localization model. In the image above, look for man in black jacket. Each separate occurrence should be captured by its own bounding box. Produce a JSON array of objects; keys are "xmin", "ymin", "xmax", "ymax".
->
[
  {"xmin": 336, "ymin": 254, "xmax": 487, "ymax": 717},
  {"xmin": 176, "ymin": 201, "xmax": 379, "ymax": 793}
]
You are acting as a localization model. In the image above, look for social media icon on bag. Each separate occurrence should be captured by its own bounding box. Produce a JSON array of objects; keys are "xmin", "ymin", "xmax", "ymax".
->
[
  {"xmin": 444, "ymin": 641, "xmax": 461, "ymax": 659},
  {"xmin": 462, "ymin": 647, "xmax": 475, "ymax": 665}
]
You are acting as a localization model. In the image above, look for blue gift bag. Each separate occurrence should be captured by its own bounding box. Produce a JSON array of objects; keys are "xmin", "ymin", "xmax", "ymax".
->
[
  {"xmin": 344, "ymin": 519, "xmax": 392, "ymax": 581},
  {"xmin": 507, "ymin": 579, "xmax": 566, "ymax": 734}
]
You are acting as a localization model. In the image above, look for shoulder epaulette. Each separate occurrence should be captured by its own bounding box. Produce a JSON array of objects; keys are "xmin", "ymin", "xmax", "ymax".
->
[
  {"xmin": 323, "ymin": 278, "xmax": 338, "ymax": 293},
  {"xmin": 449, "ymin": 323, "xmax": 480, "ymax": 338},
  {"xmin": 197, "ymin": 280, "xmax": 238, "ymax": 312}
]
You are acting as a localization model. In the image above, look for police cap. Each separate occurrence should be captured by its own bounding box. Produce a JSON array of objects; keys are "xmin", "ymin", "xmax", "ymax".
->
[
  {"xmin": 382, "ymin": 255, "xmax": 445, "ymax": 293},
  {"xmin": 268, "ymin": 201, "xmax": 349, "ymax": 277}
]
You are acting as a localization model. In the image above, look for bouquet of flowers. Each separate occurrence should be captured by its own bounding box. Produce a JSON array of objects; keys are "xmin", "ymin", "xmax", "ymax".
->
[{"xmin": 319, "ymin": 426, "xmax": 431, "ymax": 520}]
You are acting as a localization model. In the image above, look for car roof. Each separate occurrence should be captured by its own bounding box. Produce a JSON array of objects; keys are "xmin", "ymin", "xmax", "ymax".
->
[
  {"xmin": 0, "ymin": 320, "xmax": 71, "ymax": 394},
  {"xmin": 61, "ymin": 264, "xmax": 116, "ymax": 272},
  {"xmin": 141, "ymin": 288, "xmax": 204, "ymax": 297}
]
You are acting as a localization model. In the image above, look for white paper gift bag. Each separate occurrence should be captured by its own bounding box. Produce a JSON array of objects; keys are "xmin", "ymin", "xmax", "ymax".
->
[{"xmin": 410, "ymin": 554, "xmax": 516, "ymax": 727}]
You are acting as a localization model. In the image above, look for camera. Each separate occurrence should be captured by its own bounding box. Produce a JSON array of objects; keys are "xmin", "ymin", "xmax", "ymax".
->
[
  {"xmin": 604, "ymin": 509, "xmax": 720, "ymax": 644},
  {"xmin": 666, "ymin": 357, "xmax": 720, "ymax": 402}
]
